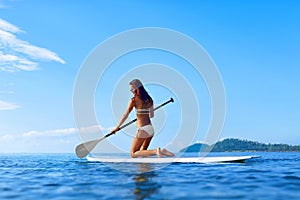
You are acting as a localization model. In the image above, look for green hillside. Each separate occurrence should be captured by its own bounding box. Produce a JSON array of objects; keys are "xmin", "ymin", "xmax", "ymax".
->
[{"xmin": 180, "ymin": 138, "xmax": 300, "ymax": 152}]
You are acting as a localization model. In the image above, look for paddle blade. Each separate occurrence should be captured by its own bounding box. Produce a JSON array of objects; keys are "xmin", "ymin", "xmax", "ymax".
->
[{"xmin": 75, "ymin": 137, "xmax": 104, "ymax": 158}]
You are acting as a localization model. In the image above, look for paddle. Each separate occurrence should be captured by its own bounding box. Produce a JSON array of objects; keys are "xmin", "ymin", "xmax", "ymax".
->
[{"xmin": 75, "ymin": 98, "xmax": 174, "ymax": 158}]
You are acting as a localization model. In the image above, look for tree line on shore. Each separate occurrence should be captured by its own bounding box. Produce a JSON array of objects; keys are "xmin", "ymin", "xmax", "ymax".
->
[{"xmin": 181, "ymin": 138, "xmax": 300, "ymax": 152}]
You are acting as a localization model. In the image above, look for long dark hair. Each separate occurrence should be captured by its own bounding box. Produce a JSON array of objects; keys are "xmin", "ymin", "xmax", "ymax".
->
[{"xmin": 130, "ymin": 79, "xmax": 152, "ymax": 103}]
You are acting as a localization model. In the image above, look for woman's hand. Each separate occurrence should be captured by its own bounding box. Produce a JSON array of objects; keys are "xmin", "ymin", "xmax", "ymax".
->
[{"xmin": 111, "ymin": 127, "xmax": 120, "ymax": 134}]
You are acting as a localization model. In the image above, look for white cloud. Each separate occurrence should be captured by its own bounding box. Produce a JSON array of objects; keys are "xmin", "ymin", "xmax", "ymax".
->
[
  {"xmin": 0, "ymin": 18, "xmax": 65, "ymax": 72},
  {"xmin": 0, "ymin": 18, "xmax": 23, "ymax": 33},
  {"xmin": 0, "ymin": 125, "xmax": 109, "ymax": 141},
  {"xmin": 0, "ymin": 134, "xmax": 13, "ymax": 140},
  {"xmin": 0, "ymin": 125, "xmax": 111, "ymax": 152},
  {"xmin": 22, "ymin": 127, "xmax": 78, "ymax": 138},
  {"xmin": 0, "ymin": 50, "xmax": 38, "ymax": 71},
  {"xmin": 0, "ymin": 100, "xmax": 20, "ymax": 110},
  {"xmin": 18, "ymin": 125, "xmax": 108, "ymax": 139}
]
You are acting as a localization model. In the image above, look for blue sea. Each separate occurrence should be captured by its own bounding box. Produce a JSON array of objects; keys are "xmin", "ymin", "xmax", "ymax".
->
[{"xmin": 0, "ymin": 152, "xmax": 299, "ymax": 200}]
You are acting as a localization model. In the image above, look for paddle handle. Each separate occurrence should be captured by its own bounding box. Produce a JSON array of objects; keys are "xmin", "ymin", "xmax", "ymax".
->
[{"xmin": 105, "ymin": 97, "xmax": 174, "ymax": 137}]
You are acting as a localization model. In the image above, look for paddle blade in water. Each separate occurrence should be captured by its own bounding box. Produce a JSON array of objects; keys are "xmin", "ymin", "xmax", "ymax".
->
[{"xmin": 75, "ymin": 138, "xmax": 104, "ymax": 158}]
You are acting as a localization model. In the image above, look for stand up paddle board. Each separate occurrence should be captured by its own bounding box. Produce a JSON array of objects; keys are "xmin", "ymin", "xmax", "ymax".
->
[{"xmin": 87, "ymin": 155, "xmax": 260, "ymax": 163}]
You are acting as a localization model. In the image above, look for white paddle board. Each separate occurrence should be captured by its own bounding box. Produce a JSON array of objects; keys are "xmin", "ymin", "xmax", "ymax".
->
[{"xmin": 87, "ymin": 155, "xmax": 259, "ymax": 163}]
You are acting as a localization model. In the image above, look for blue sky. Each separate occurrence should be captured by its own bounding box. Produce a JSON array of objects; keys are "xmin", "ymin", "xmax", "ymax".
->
[{"xmin": 0, "ymin": 0, "xmax": 299, "ymax": 153}]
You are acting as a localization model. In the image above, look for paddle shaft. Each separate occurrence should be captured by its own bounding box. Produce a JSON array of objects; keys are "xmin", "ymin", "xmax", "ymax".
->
[{"xmin": 104, "ymin": 97, "xmax": 174, "ymax": 138}]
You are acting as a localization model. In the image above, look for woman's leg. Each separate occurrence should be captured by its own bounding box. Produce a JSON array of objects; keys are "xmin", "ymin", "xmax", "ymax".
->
[
  {"xmin": 130, "ymin": 131, "xmax": 160, "ymax": 158},
  {"xmin": 140, "ymin": 135, "xmax": 153, "ymax": 150},
  {"xmin": 161, "ymin": 148, "xmax": 175, "ymax": 157},
  {"xmin": 138, "ymin": 131, "xmax": 174, "ymax": 157}
]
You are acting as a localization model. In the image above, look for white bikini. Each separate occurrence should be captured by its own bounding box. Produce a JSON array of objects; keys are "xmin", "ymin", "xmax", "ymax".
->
[
  {"xmin": 137, "ymin": 124, "xmax": 154, "ymax": 138},
  {"xmin": 135, "ymin": 107, "xmax": 154, "ymax": 138},
  {"xmin": 135, "ymin": 107, "xmax": 151, "ymax": 115}
]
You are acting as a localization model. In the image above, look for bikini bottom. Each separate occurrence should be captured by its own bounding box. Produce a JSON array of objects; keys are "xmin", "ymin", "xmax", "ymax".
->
[{"xmin": 136, "ymin": 124, "xmax": 154, "ymax": 138}]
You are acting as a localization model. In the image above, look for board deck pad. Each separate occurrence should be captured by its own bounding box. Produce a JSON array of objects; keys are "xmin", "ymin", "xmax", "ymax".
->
[{"xmin": 87, "ymin": 155, "xmax": 260, "ymax": 163}]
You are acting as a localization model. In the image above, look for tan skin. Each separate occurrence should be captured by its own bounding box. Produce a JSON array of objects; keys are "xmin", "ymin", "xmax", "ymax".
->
[{"xmin": 112, "ymin": 84, "xmax": 174, "ymax": 158}]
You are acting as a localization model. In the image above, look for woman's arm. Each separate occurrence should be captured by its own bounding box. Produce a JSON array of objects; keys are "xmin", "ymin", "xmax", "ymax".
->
[{"xmin": 112, "ymin": 98, "xmax": 134, "ymax": 133}]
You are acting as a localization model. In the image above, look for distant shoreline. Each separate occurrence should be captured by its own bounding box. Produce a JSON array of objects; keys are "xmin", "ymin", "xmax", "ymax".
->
[{"xmin": 180, "ymin": 138, "xmax": 300, "ymax": 152}]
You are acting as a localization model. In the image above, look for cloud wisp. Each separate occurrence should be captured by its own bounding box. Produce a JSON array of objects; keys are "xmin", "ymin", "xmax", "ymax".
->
[
  {"xmin": 0, "ymin": 18, "xmax": 66, "ymax": 110},
  {"xmin": 0, "ymin": 125, "xmax": 109, "ymax": 140},
  {"xmin": 0, "ymin": 100, "xmax": 20, "ymax": 110},
  {"xmin": 0, "ymin": 18, "xmax": 65, "ymax": 72}
]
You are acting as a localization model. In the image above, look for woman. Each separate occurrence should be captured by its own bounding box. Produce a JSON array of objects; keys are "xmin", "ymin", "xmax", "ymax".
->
[{"xmin": 112, "ymin": 79, "xmax": 174, "ymax": 158}]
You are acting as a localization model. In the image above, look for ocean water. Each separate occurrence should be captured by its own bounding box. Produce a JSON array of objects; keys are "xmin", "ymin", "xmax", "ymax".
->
[{"xmin": 0, "ymin": 152, "xmax": 299, "ymax": 200}]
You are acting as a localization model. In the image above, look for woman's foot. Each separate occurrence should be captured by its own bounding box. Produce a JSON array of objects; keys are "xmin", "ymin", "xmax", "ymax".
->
[
  {"xmin": 156, "ymin": 148, "xmax": 163, "ymax": 158},
  {"xmin": 161, "ymin": 148, "xmax": 175, "ymax": 157}
]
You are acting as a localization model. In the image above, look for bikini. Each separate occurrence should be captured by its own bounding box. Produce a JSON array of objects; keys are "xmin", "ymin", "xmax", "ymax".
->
[
  {"xmin": 135, "ymin": 107, "xmax": 151, "ymax": 115},
  {"xmin": 135, "ymin": 107, "xmax": 154, "ymax": 138}
]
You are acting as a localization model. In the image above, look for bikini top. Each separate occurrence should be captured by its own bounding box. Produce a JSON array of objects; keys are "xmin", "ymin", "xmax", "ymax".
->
[{"xmin": 135, "ymin": 107, "xmax": 151, "ymax": 114}]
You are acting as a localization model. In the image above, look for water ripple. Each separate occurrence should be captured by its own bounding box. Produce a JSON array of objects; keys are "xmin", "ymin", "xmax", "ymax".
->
[{"xmin": 0, "ymin": 153, "xmax": 300, "ymax": 199}]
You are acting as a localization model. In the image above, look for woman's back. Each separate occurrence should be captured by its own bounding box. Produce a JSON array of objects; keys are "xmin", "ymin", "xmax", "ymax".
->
[{"xmin": 133, "ymin": 96, "xmax": 153, "ymax": 127}]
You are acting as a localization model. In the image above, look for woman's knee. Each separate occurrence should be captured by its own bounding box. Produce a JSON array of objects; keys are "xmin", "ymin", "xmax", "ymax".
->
[{"xmin": 130, "ymin": 151, "xmax": 137, "ymax": 158}]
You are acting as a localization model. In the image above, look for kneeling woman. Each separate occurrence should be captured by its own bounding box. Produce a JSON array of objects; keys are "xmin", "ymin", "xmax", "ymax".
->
[{"xmin": 112, "ymin": 79, "xmax": 174, "ymax": 158}]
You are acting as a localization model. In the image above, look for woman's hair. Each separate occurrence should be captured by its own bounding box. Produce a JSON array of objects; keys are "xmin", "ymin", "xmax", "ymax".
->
[{"xmin": 130, "ymin": 79, "xmax": 152, "ymax": 103}]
